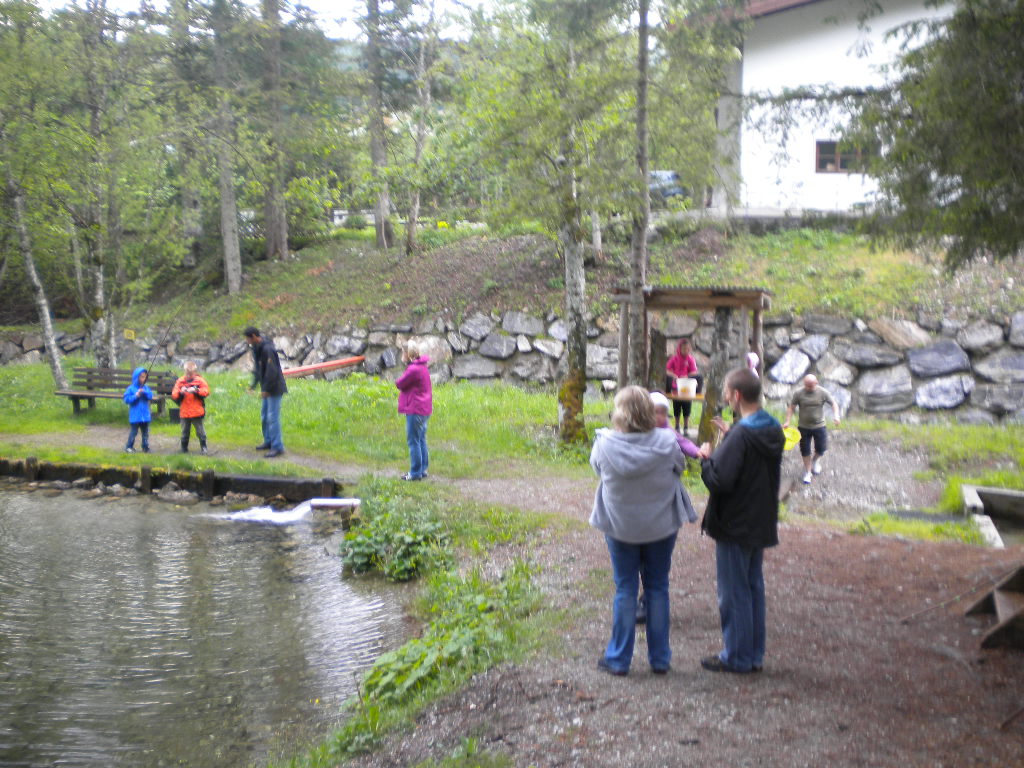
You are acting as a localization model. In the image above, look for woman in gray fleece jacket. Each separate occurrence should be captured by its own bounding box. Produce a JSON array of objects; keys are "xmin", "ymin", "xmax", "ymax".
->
[{"xmin": 590, "ymin": 386, "xmax": 697, "ymax": 676}]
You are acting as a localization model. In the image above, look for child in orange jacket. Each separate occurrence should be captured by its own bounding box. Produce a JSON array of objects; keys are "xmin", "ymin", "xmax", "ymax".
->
[{"xmin": 172, "ymin": 361, "xmax": 211, "ymax": 454}]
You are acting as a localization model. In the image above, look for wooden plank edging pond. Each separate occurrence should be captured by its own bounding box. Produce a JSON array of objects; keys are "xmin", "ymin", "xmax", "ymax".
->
[{"xmin": 0, "ymin": 456, "xmax": 338, "ymax": 503}]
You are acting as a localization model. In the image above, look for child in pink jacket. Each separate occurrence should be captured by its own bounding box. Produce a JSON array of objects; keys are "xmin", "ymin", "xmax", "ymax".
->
[{"xmin": 396, "ymin": 341, "xmax": 433, "ymax": 480}]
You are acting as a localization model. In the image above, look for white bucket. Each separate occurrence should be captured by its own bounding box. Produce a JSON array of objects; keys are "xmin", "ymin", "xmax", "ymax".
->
[{"xmin": 676, "ymin": 377, "xmax": 697, "ymax": 397}]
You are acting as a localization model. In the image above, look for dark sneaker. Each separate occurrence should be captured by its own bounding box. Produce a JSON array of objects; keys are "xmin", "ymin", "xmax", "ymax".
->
[
  {"xmin": 142, "ymin": 448, "xmax": 151, "ymax": 454},
  {"xmin": 597, "ymin": 658, "xmax": 628, "ymax": 677},
  {"xmin": 652, "ymin": 666, "xmax": 671, "ymax": 675},
  {"xmin": 254, "ymin": 444, "xmax": 271, "ymax": 451},
  {"xmin": 700, "ymin": 655, "xmax": 750, "ymax": 674},
  {"xmin": 265, "ymin": 449, "xmax": 284, "ymax": 458}
]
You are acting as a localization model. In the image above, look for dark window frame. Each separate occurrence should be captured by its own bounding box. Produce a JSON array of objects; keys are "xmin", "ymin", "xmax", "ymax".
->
[{"xmin": 815, "ymin": 140, "xmax": 873, "ymax": 173}]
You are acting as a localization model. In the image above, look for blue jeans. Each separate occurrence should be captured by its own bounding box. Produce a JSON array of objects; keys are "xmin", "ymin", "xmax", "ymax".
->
[
  {"xmin": 405, "ymin": 414, "xmax": 429, "ymax": 478},
  {"xmin": 126, "ymin": 422, "xmax": 150, "ymax": 451},
  {"xmin": 261, "ymin": 395, "xmax": 284, "ymax": 452},
  {"xmin": 715, "ymin": 540, "xmax": 766, "ymax": 672},
  {"xmin": 603, "ymin": 533, "xmax": 677, "ymax": 672}
]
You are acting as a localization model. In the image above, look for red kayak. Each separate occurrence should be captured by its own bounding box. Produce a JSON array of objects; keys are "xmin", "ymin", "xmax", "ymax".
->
[{"xmin": 282, "ymin": 355, "xmax": 365, "ymax": 378}]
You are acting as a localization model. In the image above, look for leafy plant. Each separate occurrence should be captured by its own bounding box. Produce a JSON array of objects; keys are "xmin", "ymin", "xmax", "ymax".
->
[{"xmin": 340, "ymin": 481, "xmax": 451, "ymax": 581}]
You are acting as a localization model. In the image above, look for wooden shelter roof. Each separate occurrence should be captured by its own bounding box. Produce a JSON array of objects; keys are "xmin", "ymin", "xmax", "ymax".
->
[{"xmin": 610, "ymin": 285, "xmax": 772, "ymax": 311}]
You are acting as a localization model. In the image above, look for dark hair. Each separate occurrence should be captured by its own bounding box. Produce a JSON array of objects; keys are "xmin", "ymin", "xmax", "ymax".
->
[
  {"xmin": 724, "ymin": 367, "xmax": 762, "ymax": 404},
  {"xmin": 243, "ymin": 326, "xmax": 261, "ymax": 338}
]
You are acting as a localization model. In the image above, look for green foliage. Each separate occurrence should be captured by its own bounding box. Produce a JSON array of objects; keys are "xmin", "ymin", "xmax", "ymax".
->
[
  {"xmin": 341, "ymin": 478, "xmax": 451, "ymax": 581},
  {"xmin": 329, "ymin": 563, "xmax": 540, "ymax": 758},
  {"xmin": 846, "ymin": 0, "xmax": 1024, "ymax": 268},
  {"xmin": 411, "ymin": 739, "xmax": 512, "ymax": 768},
  {"xmin": 342, "ymin": 214, "xmax": 368, "ymax": 229},
  {"xmin": 849, "ymin": 512, "xmax": 984, "ymax": 545}
]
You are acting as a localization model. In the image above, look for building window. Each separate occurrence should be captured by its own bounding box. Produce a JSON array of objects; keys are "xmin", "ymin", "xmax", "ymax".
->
[{"xmin": 816, "ymin": 140, "xmax": 873, "ymax": 173}]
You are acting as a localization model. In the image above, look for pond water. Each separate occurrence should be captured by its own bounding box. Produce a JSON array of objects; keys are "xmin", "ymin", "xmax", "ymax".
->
[{"xmin": 0, "ymin": 489, "xmax": 402, "ymax": 767}]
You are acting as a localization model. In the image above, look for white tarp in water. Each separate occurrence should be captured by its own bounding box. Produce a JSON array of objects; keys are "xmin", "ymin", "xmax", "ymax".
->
[{"xmin": 227, "ymin": 498, "xmax": 360, "ymax": 525}]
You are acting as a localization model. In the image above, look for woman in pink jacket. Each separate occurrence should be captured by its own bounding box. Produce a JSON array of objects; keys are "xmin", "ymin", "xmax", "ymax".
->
[
  {"xmin": 664, "ymin": 338, "xmax": 701, "ymax": 433},
  {"xmin": 396, "ymin": 340, "xmax": 433, "ymax": 480}
]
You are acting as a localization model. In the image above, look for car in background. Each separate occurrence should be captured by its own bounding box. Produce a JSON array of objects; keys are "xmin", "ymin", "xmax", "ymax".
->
[{"xmin": 648, "ymin": 170, "xmax": 688, "ymax": 206}]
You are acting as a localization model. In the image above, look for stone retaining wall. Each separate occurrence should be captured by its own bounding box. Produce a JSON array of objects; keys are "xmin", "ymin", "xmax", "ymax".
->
[{"xmin": 4, "ymin": 308, "xmax": 1023, "ymax": 422}]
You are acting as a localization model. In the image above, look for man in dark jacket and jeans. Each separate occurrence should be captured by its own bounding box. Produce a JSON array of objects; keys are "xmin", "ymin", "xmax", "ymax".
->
[
  {"xmin": 697, "ymin": 367, "xmax": 784, "ymax": 674},
  {"xmin": 244, "ymin": 326, "xmax": 288, "ymax": 458}
]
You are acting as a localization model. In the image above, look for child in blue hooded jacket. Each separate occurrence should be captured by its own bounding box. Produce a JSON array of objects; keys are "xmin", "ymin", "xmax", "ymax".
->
[{"xmin": 123, "ymin": 366, "xmax": 153, "ymax": 453}]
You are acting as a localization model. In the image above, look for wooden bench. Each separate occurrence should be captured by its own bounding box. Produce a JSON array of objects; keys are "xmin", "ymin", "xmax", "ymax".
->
[{"xmin": 55, "ymin": 367, "xmax": 177, "ymax": 416}]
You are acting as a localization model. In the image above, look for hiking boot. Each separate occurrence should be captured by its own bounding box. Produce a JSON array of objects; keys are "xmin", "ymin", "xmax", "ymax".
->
[
  {"xmin": 265, "ymin": 449, "xmax": 284, "ymax": 458},
  {"xmin": 812, "ymin": 459, "xmax": 823, "ymax": 475},
  {"xmin": 254, "ymin": 443, "xmax": 271, "ymax": 451},
  {"xmin": 802, "ymin": 471, "xmax": 812, "ymax": 484}
]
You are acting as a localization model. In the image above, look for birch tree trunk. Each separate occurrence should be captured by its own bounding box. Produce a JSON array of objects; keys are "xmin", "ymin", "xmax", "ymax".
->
[
  {"xmin": 5, "ymin": 172, "xmax": 67, "ymax": 389},
  {"xmin": 589, "ymin": 208, "xmax": 603, "ymax": 263},
  {"xmin": 262, "ymin": 0, "xmax": 289, "ymax": 261},
  {"xmin": 627, "ymin": 0, "xmax": 651, "ymax": 385}
]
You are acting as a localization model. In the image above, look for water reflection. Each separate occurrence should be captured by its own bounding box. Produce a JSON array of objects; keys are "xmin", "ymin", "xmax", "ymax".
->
[{"xmin": 0, "ymin": 489, "xmax": 401, "ymax": 767}]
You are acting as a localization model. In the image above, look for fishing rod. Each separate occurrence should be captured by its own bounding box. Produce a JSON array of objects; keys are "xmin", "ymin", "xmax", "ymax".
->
[{"xmin": 139, "ymin": 269, "xmax": 210, "ymax": 373}]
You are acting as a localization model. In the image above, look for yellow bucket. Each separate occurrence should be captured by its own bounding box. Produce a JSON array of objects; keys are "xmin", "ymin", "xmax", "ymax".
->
[{"xmin": 783, "ymin": 426, "xmax": 801, "ymax": 451}]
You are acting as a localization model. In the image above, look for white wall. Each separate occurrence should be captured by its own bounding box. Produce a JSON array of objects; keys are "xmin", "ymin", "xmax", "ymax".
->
[{"xmin": 738, "ymin": 0, "xmax": 950, "ymax": 213}]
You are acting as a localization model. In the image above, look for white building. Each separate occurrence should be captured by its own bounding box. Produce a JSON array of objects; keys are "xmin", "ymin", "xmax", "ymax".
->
[{"xmin": 712, "ymin": 0, "xmax": 952, "ymax": 216}]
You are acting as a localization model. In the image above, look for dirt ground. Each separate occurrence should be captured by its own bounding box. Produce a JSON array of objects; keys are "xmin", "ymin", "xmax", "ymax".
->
[{"xmin": 5, "ymin": 427, "xmax": 1023, "ymax": 766}]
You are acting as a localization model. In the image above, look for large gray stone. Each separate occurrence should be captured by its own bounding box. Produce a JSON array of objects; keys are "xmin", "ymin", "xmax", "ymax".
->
[
  {"xmin": 479, "ymin": 332, "xmax": 517, "ymax": 360},
  {"xmin": 915, "ymin": 375, "xmax": 975, "ymax": 410},
  {"xmin": 548, "ymin": 319, "xmax": 568, "ymax": 342},
  {"xmin": 220, "ymin": 341, "xmax": 250, "ymax": 363},
  {"xmin": 326, "ymin": 334, "xmax": 368, "ymax": 356},
  {"xmin": 367, "ymin": 331, "xmax": 392, "ymax": 346},
  {"xmin": 516, "ymin": 334, "xmax": 532, "ymax": 353},
  {"xmin": 459, "ymin": 312, "xmax": 494, "ymax": 341},
  {"xmin": 817, "ymin": 351, "xmax": 856, "ymax": 386},
  {"xmin": 533, "ymin": 338, "xmax": 564, "ymax": 359},
  {"xmin": 970, "ymin": 383, "xmax": 1024, "ymax": 415},
  {"xmin": 502, "ymin": 311, "xmax": 545, "ymax": 337},
  {"xmin": 974, "ymin": 348, "xmax": 1024, "ymax": 383},
  {"xmin": 661, "ymin": 314, "xmax": 698, "ymax": 338},
  {"xmin": 446, "ymin": 332, "xmax": 469, "ymax": 354},
  {"xmin": 378, "ymin": 347, "xmax": 399, "ymax": 369},
  {"xmin": 763, "ymin": 312, "xmax": 793, "ymax": 327},
  {"xmin": 820, "ymin": 382, "xmax": 852, "ymax": 418},
  {"xmin": 763, "ymin": 380, "xmax": 793, "ymax": 401},
  {"xmin": 803, "ymin": 314, "xmax": 852, "ymax": 336},
  {"xmin": 20, "ymin": 334, "xmax": 43, "ymax": 352},
  {"xmin": 868, "ymin": 318, "xmax": 932, "ymax": 349},
  {"xmin": 833, "ymin": 340, "xmax": 902, "ymax": 368},
  {"xmin": 1009, "ymin": 311, "xmax": 1024, "ymax": 348},
  {"xmin": 907, "ymin": 339, "xmax": 970, "ymax": 378},
  {"xmin": 586, "ymin": 344, "xmax": 619, "ymax": 379},
  {"xmin": 0, "ymin": 340, "xmax": 21, "ymax": 363},
  {"xmin": 407, "ymin": 335, "xmax": 452, "ymax": 364},
  {"xmin": 452, "ymin": 354, "xmax": 501, "ymax": 379},
  {"xmin": 275, "ymin": 335, "xmax": 309, "ymax": 361},
  {"xmin": 60, "ymin": 333, "xmax": 86, "ymax": 352},
  {"xmin": 510, "ymin": 353, "xmax": 555, "ymax": 383},
  {"xmin": 769, "ymin": 348, "xmax": 811, "ymax": 384},
  {"xmin": 11, "ymin": 350, "xmax": 41, "ymax": 365},
  {"xmin": 798, "ymin": 334, "xmax": 830, "ymax": 361},
  {"xmin": 771, "ymin": 327, "xmax": 791, "ymax": 349},
  {"xmin": 956, "ymin": 320, "xmax": 1004, "ymax": 354},
  {"xmin": 693, "ymin": 326, "xmax": 715, "ymax": 355},
  {"xmin": 957, "ymin": 408, "xmax": 997, "ymax": 426},
  {"xmin": 856, "ymin": 365, "xmax": 914, "ymax": 412}
]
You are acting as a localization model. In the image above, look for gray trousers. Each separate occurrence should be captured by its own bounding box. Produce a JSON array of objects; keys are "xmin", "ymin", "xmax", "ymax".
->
[{"xmin": 180, "ymin": 416, "xmax": 207, "ymax": 447}]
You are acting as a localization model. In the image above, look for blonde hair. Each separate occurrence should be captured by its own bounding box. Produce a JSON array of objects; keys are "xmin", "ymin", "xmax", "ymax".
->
[
  {"xmin": 183, "ymin": 360, "xmax": 198, "ymax": 374},
  {"xmin": 405, "ymin": 340, "xmax": 421, "ymax": 360},
  {"xmin": 612, "ymin": 385, "xmax": 656, "ymax": 433}
]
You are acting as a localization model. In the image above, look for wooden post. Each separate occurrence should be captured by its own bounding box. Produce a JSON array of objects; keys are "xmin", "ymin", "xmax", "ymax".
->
[
  {"xmin": 25, "ymin": 456, "xmax": 39, "ymax": 481},
  {"xmin": 617, "ymin": 302, "xmax": 629, "ymax": 389},
  {"xmin": 320, "ymin": 477, "xmax": 335, "ymax": 498},
  {"xmin": 201, "ymin": 469, "xmax": 216, "ymax": 500},
  {"xmin": 649, "ymin": 328, "xmax": 667, "ymax": 392},
  {"xmin": 752, "ymin": 308, "xmax": 764, "ymax": 379},
  {"xmin": 140, "ymin": 465, "xmax": 152, "ymax": 494},
  {"xmin": 697, "ymin": 307, "xmax": 734, "ymax": 446}
]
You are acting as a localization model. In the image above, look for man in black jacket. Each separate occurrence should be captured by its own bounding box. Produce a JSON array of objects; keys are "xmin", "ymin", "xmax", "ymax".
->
[
  {"xmin": 697, "ymin": 367, "xmax": 784, "ymax": 674},
  {"xmin": 244, "ymin": 327, "xmax": 288, "ymax": 458}
]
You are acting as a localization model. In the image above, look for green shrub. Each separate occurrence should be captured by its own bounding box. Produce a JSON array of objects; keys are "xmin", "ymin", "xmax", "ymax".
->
[
  {"xmin": 340, "ymin": 480, "xmax": 451, "ymax": 582},
  {"xmin": 343, "ymin": 213, "xmax": 368, "ymax": 229}
]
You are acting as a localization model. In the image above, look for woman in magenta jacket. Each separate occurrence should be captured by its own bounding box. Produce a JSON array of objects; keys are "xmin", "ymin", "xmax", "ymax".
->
[
  {"xmin": 396, "ymin": 340, "xmax": 433, "ymax": 480},
  {"xmin": 664, "ymin": 338, "xmax": 701, "ymax": 433}
]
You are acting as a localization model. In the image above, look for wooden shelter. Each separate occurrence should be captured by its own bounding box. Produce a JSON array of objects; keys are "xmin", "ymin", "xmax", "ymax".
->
[{"xmin": 610, "ymin": 285, "xmax": 772, "ymax": 443}]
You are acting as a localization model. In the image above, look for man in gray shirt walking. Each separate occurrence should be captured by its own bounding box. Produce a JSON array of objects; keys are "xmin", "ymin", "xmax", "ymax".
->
[{"xmin": 783, "ymin": 374, "xmax": 841, "ymax": 485}]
